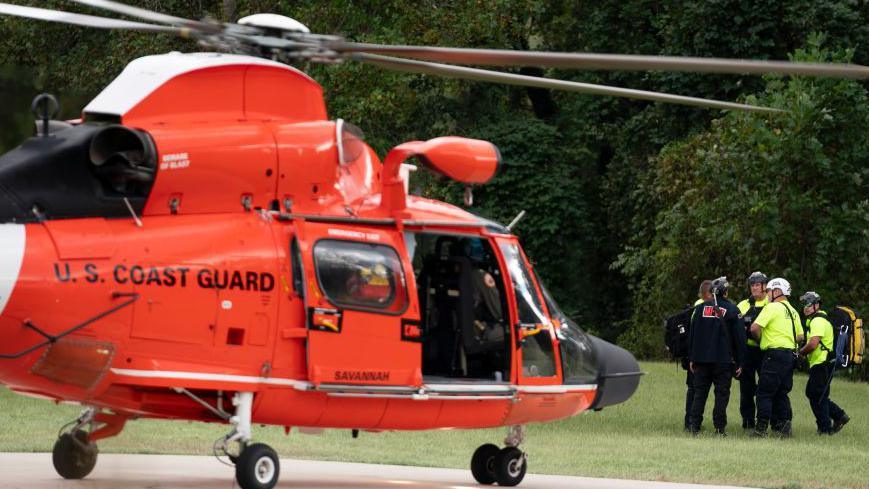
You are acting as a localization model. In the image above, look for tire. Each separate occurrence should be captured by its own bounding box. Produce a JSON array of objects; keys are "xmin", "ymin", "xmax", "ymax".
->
[
  {"xmin": 493, "ymin": 446, "xmax": 526, "ymax": 487},
  {"xmin": 235, "ymin": 443, "xmax": 280, "ymax": 489},
  {"xmin": 470, "ymin": 443, "xmax": 500, "ymax": 485},
  {"xmin": 52, "ymin": 429, "xmax": 98, "ymax": 480}
]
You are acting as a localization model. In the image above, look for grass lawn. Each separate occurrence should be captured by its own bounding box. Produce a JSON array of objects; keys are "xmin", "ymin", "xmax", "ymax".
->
[{"xmin": 1, "ymin": 361, "xmax": 866, "ymax": 488}]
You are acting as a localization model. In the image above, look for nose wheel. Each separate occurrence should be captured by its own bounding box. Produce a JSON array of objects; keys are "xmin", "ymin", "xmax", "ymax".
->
[
  {"xmin": 471, "ymin": 443, "xmax": 500, "ymax": 484},
  {"xmin": 492, "ymin": 446, "xmax": 527, "ymax": 486},
  {"xmin": 470, "ymin": 426, "xmax": 527, "ymax": 486}
]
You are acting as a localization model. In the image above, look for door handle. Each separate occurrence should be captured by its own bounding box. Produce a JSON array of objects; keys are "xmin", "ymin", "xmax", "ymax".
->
[
  {"xmin": 309, "ymin": 308, "xmax": 343, "ymax": 333},
  {"xmin": 516, "ymin": 323, "xmax": 544, "ymax": 343}
]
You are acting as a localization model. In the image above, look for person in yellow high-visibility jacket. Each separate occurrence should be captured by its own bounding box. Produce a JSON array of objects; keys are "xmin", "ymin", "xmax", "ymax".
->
[
  {"xmin": 749, "ymin": 278, "xmax": 804, "ymax": 438},
  {"xmin": 798, "ymin": 291, "xmax": 850, "ymax": 435}
]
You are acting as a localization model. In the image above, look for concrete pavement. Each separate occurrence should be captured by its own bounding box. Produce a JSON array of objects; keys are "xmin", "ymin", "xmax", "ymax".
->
[{"xmin": 0, "ymin": 453, "xmax": 756, "ymax": 489}]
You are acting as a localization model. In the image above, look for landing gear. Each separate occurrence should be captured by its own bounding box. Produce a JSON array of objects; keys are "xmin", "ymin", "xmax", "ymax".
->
[
  {"xmin": 215, "ymin": 392, "xmax": 281, "ymax": 489},
  {"xmin": 236, "ymin": 443, "xmax": 280, "ymax": 489},
  {"xmin": 470, "ymin": 426, "xmax": 528, "ymax": 486},
  {"xmin": 52, "ymin": 408, "xmax": 99, "ymax": 480},
  {"xmin": 52, "ymin": 429, "xmax": 98, "ymax": 479},
  {"xmin": 470, "ymin": 443, "xmax": 500, "ymax": 484},
  {"xmin": 492, "ymin": 446, "xmax": 526, "ymax": 486}
]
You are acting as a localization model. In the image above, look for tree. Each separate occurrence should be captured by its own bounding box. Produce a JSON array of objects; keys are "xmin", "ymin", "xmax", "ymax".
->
[{"xmin": 616, "ymin": 38, "xmax": 869, "ymax": 358}]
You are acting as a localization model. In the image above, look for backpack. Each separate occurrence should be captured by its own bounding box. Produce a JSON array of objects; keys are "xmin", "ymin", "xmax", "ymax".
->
[
  {"xmin": 740, "ymin": 297, "xmax": 765, "ymax": 337},
  {"xmin": 664, "ymin": 305, "xmax": 693, "ymax": 360},
  {"xmin": 817, "ymin": 306, "xmax": 864, "ymax": 368}
]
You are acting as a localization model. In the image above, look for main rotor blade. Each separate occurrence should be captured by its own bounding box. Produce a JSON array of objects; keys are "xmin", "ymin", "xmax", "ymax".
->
[
  {"xmin": 338, "ymin": 43, "xmax": 869, "ymax": 79},
  {"xmin": 0, "ymin": 3, "xmax": 181, "ymax": 33},
  {"xmin": 68, "ymin": 0, "xmax": 221, "ymax": 33},
  {"xmin": 353, "ymin": 53, "xmax": 785, "ymax": 114}
]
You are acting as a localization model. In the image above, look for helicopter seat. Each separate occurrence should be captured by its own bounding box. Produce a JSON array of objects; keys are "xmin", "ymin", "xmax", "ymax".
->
[
  {"xmin": 420, "ymin": 254, "xmax": 464, "ymax": 377},
  {"xmin": 460, "ymin": 266, "xmax": 505, "ymax": 356}
]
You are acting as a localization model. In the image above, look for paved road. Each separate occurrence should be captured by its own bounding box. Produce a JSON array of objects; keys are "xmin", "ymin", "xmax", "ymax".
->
[{"xmin": 0, "ymin": 453, "xmax": 754, "ymax": 489}]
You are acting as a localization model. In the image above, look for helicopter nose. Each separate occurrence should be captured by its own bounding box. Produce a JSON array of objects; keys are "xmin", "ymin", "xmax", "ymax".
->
[
  {"xmin": 587, "ymin": 334, "xmax": 643, "ymax": 410},
  {"xmin": 0, "ymin": 186, "xmax": 22, "ymax": 221}
]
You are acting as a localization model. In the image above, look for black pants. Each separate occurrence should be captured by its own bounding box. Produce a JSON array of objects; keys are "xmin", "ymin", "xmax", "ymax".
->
[
  {"xmin": 689, "ymin": 363, "xmax": 732, "ymax": 430},
  {"xmin": 805, "ymin": 363, "xmax": 847, "ymax": 433},
  {"xmin": 684, "ymin": 369, "xmax": 695, "ymax": 428},
  {"xmin": 756, "ymin": 349, "xmax": 796, "ymax": 425},
  {"xmin": 739, "ymin": 345, "xmax": 763, "ymax": 424}
]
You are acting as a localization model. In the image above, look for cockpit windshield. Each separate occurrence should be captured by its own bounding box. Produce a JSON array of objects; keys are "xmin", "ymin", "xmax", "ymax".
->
[{"xmin": 498, "ymin": 243, "xmax": 548, "ymax": 325}]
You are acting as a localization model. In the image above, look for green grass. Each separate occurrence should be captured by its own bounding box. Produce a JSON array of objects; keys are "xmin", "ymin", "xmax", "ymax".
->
[{"xmin": 1, "ymin": 362, "xmax": 867, "ymax": 488}]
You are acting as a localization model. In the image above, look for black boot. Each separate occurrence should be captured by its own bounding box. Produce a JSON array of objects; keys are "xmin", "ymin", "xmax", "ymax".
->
[
  {"xmin": 833, "ymin": 414, "xmax": 850, "ymax": 433},
  {"xmin": 750, "ymin": 419, "xmax": 769, "ymax": 438},
  {"xmin": 774, "ymin": 420, "xmax": 792, "ymax": 438}
]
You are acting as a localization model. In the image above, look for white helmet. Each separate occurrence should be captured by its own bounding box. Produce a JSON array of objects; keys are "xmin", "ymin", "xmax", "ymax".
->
[{"xmin": 765, "ymin": 277, "xmax": 791, "ymax": 296}]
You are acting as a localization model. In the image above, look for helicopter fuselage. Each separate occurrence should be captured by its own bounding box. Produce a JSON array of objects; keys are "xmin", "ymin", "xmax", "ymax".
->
[
  {"xmin": 0, "ymin": 210, "xmax": 599, "ymax": 430},
  {"xmin": 0, "ymin": 52, "xmax": 639, "ymax": 436}
]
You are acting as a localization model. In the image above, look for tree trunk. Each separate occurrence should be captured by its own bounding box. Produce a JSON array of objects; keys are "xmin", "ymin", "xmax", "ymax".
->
[{"xmin": 223, "ymin": 0, "xmax": 237, "ymax": 22}]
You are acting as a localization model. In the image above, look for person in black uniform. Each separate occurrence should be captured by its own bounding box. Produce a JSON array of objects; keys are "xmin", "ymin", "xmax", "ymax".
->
[
  {"xmin": 687, "ymin": 277, "xmax": 746, "ymax": 436},
  {"xmin": 736, "ymin": 271, "xmax": 769, "ymax": 430},
  {"xmin": 684, "ymin": 280, "xmax": 712, "ymax": 431}
]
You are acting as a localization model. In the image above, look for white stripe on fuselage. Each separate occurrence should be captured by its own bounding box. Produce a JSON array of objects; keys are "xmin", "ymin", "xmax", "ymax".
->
[
  {"xmin": 0, "ymin": 224, "xmax": 25, "ymax": 316},
  {"xmin": 110, "ymin": 368, "xmax": 598, "ymax": 395}
]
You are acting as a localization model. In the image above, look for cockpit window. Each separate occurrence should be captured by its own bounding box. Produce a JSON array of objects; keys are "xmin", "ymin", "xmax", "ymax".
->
[
  {"xmin": 499, "ymin": 242, "xmax": 556, "ymax": 378},
  {"xmin": 535, "ymin": 276, "xmax": 598, "ymax": 385},
  {"xmin": 498, "ymin": 243, "xmax": 548, "ymax": 325},
  {"xmin": 556, "ymin": 320, "xmax": 598, "ymax": 384},
  {"xmin": 313, "ymin": 240, "xmax": 407, "ymax": 313}
]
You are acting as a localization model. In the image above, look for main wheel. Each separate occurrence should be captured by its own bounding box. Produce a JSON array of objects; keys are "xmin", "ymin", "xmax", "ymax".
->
[
  {"xmin": 235, "ymin": 443, "xmax": 280, "ymax": 489},
  {"xmin": 52, "ymin": 429, "xmax": 98, "ymax": 480},
  {"xmin": 470, "ymin": 443, "xmax": 500, "ymax": 484},
  {"xmin": 493, "ymin": 446, "xmax": 526, "ymax": 487}
]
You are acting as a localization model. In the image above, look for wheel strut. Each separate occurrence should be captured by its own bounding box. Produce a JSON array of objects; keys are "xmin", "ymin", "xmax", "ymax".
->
[
  {"xmin": 215, "ymin": 392, "xmax": 281, "ymax": 489},
  {"xmin": 504, "ymin": 425, "xmax": 525, "ymax": 447}
]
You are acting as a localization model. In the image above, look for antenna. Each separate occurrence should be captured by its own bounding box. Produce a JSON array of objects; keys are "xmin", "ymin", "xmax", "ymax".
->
[{"xmin": 507, "ymin": 210, "xmax": 526, "ymax": 231}]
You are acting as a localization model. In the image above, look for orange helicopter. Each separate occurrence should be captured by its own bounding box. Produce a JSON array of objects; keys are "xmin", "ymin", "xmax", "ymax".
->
[{"xmin": 1, "ymin": 2, "xmax": 867, "ymax": 489}]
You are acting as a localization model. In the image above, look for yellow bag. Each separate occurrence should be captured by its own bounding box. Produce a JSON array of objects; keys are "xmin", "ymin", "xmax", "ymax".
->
[{"xmin": 831, "ymin": 306, "xmax": 863, "ymax": 366}]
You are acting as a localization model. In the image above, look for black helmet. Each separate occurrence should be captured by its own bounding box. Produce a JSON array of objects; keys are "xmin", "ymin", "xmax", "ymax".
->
[
  {"xmin": 747, "ymin": 271, "xmax": 768, "ymax": 285},
  {"xmin": 799, "ymin": 291, "xmax": 821, "ymax": 307},
  {"xmin": 710, "ymin": 276, "xmax": 729, "ymax": 296}
]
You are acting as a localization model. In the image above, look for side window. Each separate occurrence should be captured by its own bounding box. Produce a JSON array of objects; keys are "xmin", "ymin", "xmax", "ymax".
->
[
  {"xmin": 291, "ymin": 238, "xmax": 304, "ymax": 298},
  {"xmin": 313, "ymin": 240, "xmax": 408, "ymax": 314},
  {"xmin": 521, "ymin": 332, "xmax": 557, "ymax": 377}
]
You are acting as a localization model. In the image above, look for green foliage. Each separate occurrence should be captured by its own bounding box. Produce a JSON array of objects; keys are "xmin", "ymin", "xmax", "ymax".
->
[
  {"xmin": 0, "ymin": 1, "xmax": 207, "ymax": 93},
  {"xmin": 616, "ymin": 38, "xmax": 869, "ymax": 358},
  {"xmin": 418, "ymin": 116, "xmax": 600, "ymax": 328}
]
